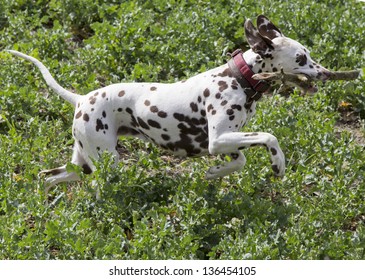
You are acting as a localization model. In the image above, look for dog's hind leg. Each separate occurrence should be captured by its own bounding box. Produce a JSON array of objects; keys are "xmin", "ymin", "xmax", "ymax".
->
[{"xmin": 40, "ymin": 143, "xmax": 92, "ymax": 196}]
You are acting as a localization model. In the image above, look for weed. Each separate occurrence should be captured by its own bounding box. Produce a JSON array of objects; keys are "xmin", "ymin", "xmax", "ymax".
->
[{"xmin": 0, "ymin": 0, "xmax": 364, "ymax": 259}]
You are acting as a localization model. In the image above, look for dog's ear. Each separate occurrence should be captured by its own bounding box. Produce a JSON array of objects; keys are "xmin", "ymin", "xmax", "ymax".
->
[
  {"xmin": 257, "ymin": 15, "xmax": 283, "ymax": 40},
  {"xmin": 244, "ymin": 18, "xmax": 274, "ymax": 55}
]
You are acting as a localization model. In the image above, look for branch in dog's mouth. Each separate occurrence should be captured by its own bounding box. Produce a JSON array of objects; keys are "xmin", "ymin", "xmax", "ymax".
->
[{"xmin": 252, "ymin": 69, "xmax": 361, "ymax": 94}]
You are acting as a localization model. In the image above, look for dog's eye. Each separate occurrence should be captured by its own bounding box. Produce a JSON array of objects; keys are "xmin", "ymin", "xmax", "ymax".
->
[{"xmin": 295, "ymin": 53, "xmax": 307, "ymax": 66}]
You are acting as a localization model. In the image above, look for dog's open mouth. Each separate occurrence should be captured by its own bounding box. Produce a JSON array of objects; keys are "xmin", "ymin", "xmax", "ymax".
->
[
  {"xmin": 285, "ymin": 73, "xmax": 328, "ymax": 95},
  {"xmin": 298, "ymin": 77, "xmax": 319, "ymax": 94}
]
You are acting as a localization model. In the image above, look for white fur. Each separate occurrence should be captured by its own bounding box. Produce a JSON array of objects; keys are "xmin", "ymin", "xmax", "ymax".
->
[{"xmin": 7, "ymin": 16, "xmax": 331, "ymax": 196}]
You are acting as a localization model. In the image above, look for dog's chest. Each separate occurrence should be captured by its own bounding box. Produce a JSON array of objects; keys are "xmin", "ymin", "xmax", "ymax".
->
[{"xmin": 75, "ymin": 65, "xmax": 256, "ymax": 157}]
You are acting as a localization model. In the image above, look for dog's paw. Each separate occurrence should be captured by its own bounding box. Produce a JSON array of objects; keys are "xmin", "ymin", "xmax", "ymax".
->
[
  {"xmin": 271, "ymin": 154, "xmax": 285, "ymax": 177},
  {"xmin": 272, "ymin": 163, "xmax": 285, "ymax": 177},
  {"xmin": 205, "ymin": 166, "xmax": 224, "ymax": 180},
  {"xmin": 269, "ymin": 145, "xmax": 285, "ymax": 177}
]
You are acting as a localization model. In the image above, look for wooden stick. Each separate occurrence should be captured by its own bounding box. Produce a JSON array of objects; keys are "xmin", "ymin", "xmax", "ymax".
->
[
  {"xmin": 252, "ymin": 69, "xmax": 361, "ymax": 83},
  {"xmin": 326, "ymin": 70, "xmax": 361, "ymax": 80}
]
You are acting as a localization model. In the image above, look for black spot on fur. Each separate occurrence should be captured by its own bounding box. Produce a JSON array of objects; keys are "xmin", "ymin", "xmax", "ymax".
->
[
  {"xmin": 231, "ymin": 153, "xmax": 239, "ymax": 160},
  {"xmin": 75, "ymin": 111, "xmax": 82, "ymax": 119},
  {"xmin": 173, "ymin": 113, "xmax": 185, "ymax": 122},
  {"xmin": 221, "ymin": 100, "xmax": 228, "ymax": 106},
  {"xmin": 270, "ymin": 147, "xmax": 277, "ymax": 156},
  {"xmin": 218, "ymin": 81, "xmax": 228, "ymax": 92},
  {"xmin": 296, "ymin": 53, "xmax": 307, "ymax": 66},
  {"xmin": 217, "ymin": 68, "xmax": 233, "ymax": 77},
  {"xmin": 172, "ymin": 134, "xmax": 202, "ymax": 156},
  {"xmin": 96, "ymin": 119, "xmax": 105, "ymax": 132},
  {"xmin": 244, "ymin": 132, "xmax": 259, "ymax": 137},
  {"xmin": 137, "ymin": 117, "xmax": 150, "ymax": 130},
  {"xmin": 150, "ymin": 106, "xmax": 159, "ymax": 113},
  {"xmin": 195, "ymin": 133, "xmax": 207, "ymax": 143},
  {"xmin": 82, "ymin": 164, "xmax": 93, "ymax": 175},
  {"xmin": 83, "ymin": 113, "xmax": 89, "ymax": 122},
  {"xmin": 226, "ymin": 109, "xmax": 234, "ymax": 115},
  {"xmin": 263, "ymin": 52, "xmax": 274, "ymax": 59},
  {"xmin": 190, "ymin": 102, "xmax": 198, "ymax": 112},
  {"xmin": 203, "ymin": 88, "xmax": 210, "ymax": 97},
  {"xmin": 168, "ymin": 111, "xmax": 209, "ymax": 156},
  {"xmin": 158, "ymin": 111, "xmax": 167, "ymax": 118},
  {"xmin": 231, "ymin": 104, "xmax": 242, "ymax": 111},
  {"xmin": 89, "ymin": 96, "xmax": 96, "ymax": 105},
  {"xmin": 161, "ymin": 134, "xmax": 170, "ymax": 141},
  {"xmin": 231, "ymin": 80, "xmax": 239, "ymax": 90},
  {"xmin": 148, "ymin": 119, "xmax": 161, "ymax": 129},
  {"xmin": 272, "ymin": 164, "xmax": 280, "ymax": 174},
  {"xmin": 200, "ymin": 141, "xmax": 208, "ymax": 149}
]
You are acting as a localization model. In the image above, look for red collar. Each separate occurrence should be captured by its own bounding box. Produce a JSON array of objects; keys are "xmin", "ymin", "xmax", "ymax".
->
[{"xmin": 229, "ymin": 49, "xmax": 269, "ymax": 95}]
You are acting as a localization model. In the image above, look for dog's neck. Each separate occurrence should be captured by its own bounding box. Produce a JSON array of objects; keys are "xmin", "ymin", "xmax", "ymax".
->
[
  {"xmin": 241, "ymin": 49, "xmax": 284, "ymax": 92},
  {"xmin": 242, "ymin": 49, "xmax": 275, "ymax": 74},
  {"xmin": 227, "ymin": 49, "xmax": 270, "ymax": 98}
]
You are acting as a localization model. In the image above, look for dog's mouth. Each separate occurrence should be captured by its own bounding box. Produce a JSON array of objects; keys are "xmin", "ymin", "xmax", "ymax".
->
[
  {"xmin": 284, "ymin": 74, "xmax": 319, "ymax": 94},
  {"xmin": 254, "ymin": 70, "xmax": 328, "ymax": 95},
  {"xmin": 298, "ymin": 80, "xmax": 318, "ymax": 94},
  {"xmin": 293, "ymin": 73, "xmax": 328, "ymax": 94},
  {"xmin": 298, "ymin": 70, "xmax": 332, "ymax": 94}
]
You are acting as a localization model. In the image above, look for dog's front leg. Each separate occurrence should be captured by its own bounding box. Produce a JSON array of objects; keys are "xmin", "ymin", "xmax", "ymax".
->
[
  {"xmin": 205, "ymin": 151, "xmax": 247, "ymax": 179},
  {"xmin": 206, "ymin": 132, "xmax": 285, "ymax": 179}
]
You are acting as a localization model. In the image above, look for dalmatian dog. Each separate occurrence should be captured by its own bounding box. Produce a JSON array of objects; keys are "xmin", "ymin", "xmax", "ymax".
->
[{"xmin": 8, "ymin": 15, "xmax": 330, "ymax": 194}]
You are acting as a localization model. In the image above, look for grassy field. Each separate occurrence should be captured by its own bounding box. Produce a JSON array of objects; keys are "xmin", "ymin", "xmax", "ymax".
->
[{"xmin": 0, "ymin": 0, "xmax": 364, "ymax": 259}]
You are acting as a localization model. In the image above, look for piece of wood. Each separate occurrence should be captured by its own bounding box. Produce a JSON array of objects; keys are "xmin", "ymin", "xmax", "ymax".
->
[
  {"xmin": 326, "ymin": 70, "xmax": 361, "ymax": 80},
  {"xmin": 252, "ymin": 69, "xmax": 361, "ymax": 83}
]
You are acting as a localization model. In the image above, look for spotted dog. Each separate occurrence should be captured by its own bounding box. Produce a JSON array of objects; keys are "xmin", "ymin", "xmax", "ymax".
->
[{"xmin": 8, "ymin": 15, "xmax": 330, "ymax": 194}]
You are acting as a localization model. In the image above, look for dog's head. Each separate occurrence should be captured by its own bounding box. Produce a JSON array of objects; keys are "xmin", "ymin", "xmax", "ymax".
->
[{"xmin": 244, "ymin": 15, "xmax": 331, "ymax": 93}]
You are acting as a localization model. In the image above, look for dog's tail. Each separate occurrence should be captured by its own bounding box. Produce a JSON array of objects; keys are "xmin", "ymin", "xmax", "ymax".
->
[{"xmin": 7, "ymin": 50, "xmax": 79, "ymax": 106}]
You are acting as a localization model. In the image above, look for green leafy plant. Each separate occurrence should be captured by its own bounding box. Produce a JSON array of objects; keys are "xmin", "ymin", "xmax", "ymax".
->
[{"xmin": 0, "ymin": 0, "xmax": 364, "ymax": 260}]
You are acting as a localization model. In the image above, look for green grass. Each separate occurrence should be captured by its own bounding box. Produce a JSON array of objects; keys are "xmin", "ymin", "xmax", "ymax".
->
[{"xmin": 0, "ymin": 0, "xmax": 364, "ymax": 259}]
